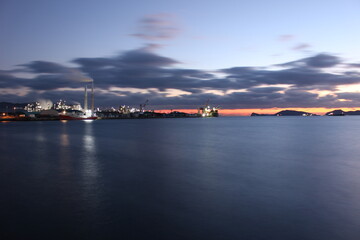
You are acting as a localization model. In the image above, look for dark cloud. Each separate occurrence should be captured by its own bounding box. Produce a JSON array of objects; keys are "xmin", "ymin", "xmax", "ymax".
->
[
  {"xmin": 347, "ymin": 63, "xmax": 360, "ymax": 68},
  {"xmin": 0, "ymin": 72, "xmax": 22, "ymax": 88},
  {"xmin": 221, "ymin": 65, "xmax": 360, "ymax": 90},
  {"xmin": 2, "ymin": 49, "xmax": 360, "ymax": 110},
  {"xmin": 248, "ymin": 87, "xmax": 285, "ymax": 93},
  {"xmin": 280, "ymin": 53, "xmax": 341, "ymax": 68},
  {"xmin": 305, "ymin": 54, "xmax": 341, "ymax": 68},
  {"xmin": 19, "ymin": 61, "xmax": 70, "ymax": 74},
  {"xmin": 266, "ymin": 67, "xmax": 359, "ymax": 87},
  {"xmin": 121, "ymin": 48, "xmax": 179, "ymax": 67},
  {"xmin": 74, "ymin": 47, "xmax": 178, "ymax": 69},
  {"xmin": 71, "ymin": 57, "xmax": 115, "ymax": 70},
  {"xmin": 23, "ymin": 74, "xmax": 84, "ymax": 90},
  {"xmin": 336, "ymin": 92, "xmax": 360, "ymax": 101}
]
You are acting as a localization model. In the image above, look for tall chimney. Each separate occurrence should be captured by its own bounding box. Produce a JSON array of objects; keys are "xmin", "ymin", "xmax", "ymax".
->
[
  {"xmin": 91, "ymin": 81, "xmax": 94, "ymax": 115},
  {"xmin": 84, "ymin": 85, "xmax": 88, "ymax": 112}
]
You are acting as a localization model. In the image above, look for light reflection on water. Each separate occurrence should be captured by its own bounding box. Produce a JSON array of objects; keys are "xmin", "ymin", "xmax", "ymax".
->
[
  {"xmin": 60, "ymin": 133, "xmax": 69, "ymax": 147},
  {"xmin": 35, "ymin": 122, "xmax": 47, "ymax": 163},
  {"xmin": 81, "ymin": 121, "xmax": 101, "ymax": 214},
  {"xmin": 59, "ymin": 124, "xmax": 71, "ymax": 176},
  {"xmin": 82, "ymin": 121, "xmax": 98, "ymax": 178}
]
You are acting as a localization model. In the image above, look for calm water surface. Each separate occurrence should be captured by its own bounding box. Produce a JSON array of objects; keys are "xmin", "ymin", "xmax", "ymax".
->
[{"xmin": 1, "ymin": 117, "xmax": 360, "ymax": 239}]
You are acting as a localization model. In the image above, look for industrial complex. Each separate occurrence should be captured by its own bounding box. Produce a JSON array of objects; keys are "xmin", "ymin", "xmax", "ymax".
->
[{"xmin": 0, "ymin": 81, "xmax": 219, "ymax": 121}]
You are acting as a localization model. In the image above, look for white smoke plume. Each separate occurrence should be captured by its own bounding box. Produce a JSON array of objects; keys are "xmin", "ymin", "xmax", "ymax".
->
[{"xmin": 37, "ymin": 99, "xmax": 53, "ymax": 110}]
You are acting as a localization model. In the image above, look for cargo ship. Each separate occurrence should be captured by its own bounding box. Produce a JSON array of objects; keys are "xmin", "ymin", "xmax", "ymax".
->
[
  {"xmin": 59, "ymin": 110, "xmax": 97, "ymax": 120},
  {"xmin": 59, "ymin": 115, "xmax": 97, "ymax": 120},
  {"xmin": 198, "ymin": 105, "xmax": 219, "ymax": 117}
]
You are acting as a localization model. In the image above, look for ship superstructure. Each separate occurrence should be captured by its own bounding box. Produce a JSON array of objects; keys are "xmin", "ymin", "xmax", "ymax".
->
[
  {"xmin": 198, "ymin": 106, "xmax": 219, "ymax": 117},
  {"xmin": 198, "ymin": 100, "xmax": 219, "ymax": 117}
]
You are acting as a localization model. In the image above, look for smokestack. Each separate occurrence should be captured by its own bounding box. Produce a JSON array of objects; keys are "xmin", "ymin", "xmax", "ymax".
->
[
  {"xmin": 84, "ymin": 85, "xmax": 88, "ymax": 112},
  {"xmin": 91, "ymin": 81, "xmax": 94, "ymax": 115}
]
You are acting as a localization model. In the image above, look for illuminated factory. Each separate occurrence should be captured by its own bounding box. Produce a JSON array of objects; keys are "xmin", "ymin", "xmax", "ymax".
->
[{"xmin": 1, "ymin": 80, "xmax": 221, "ymax": 120}]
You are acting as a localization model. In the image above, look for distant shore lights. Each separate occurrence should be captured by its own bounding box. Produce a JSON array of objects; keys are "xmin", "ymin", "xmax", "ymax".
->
[{"xmin": 83, "ymin": 78, "xmax": 94, "ymax": 117}]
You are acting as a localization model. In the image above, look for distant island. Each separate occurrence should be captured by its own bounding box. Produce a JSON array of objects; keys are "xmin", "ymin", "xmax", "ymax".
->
[
  {"xmin": 251, "ymin": 109, "xmax": 360, "ymax": 116},
  {"xmin": 251, "ymin": 110, "xmax": 318, "ymax": 116}
]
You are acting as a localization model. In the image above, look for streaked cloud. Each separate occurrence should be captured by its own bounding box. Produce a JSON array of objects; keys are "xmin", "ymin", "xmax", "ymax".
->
[
  {"xmin": 278, "ymin": 34, "xmax": 295, "ymax": 42},
  {"xmin": 131, "ymin": 14, "xmax": 180, "ymax": 41},
  {"xmin": 2, "ymin": 47, "xmax": 360, "ymax": 110},
  {"xmin": 292, "ymin": 43, "xmax": 311, "ymax": 51},
  {"xmin": 278, "ymin": 53, "xmax": 341, "ymax": 68}
]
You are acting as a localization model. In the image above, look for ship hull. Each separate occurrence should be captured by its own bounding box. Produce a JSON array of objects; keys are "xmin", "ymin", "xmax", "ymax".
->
[{"xmin": 60, "ymin": 115, "xmax": 97, "ymax": 120}]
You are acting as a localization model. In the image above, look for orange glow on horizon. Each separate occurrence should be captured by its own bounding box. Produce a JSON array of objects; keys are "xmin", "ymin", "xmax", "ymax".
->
[{"xmin": 155, "ymin": 107, "xmax": 360, "ymax": 116}]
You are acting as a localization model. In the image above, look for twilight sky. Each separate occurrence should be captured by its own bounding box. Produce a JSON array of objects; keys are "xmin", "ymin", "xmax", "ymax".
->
[{"xmin": 1, "ymin": 0, "xmax": 360, "ymax": 115}]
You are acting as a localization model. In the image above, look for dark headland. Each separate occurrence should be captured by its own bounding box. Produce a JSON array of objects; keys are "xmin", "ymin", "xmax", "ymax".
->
[{"xmin": 251, "ymin": 109, "xmax": 360, "ymax": 116}]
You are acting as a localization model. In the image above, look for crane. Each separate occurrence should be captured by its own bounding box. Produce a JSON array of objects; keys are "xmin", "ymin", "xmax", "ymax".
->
[
  {"xmin": 139, "ymin": 99, "xmax": 149, "ymax": 112},
  {"xmin": 205, "ymin": 99, "xmax": 210, "ymax": 108}
]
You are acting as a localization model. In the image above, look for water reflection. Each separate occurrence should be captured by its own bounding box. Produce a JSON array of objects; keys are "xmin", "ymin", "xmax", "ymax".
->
[
  {"xmin": 81, "ymin": 121, "xmax": 101, "ymax": 213},
  {"xmin": 2, "ymin": 117, "xmax": 360, "ymax": 239},
  {"xmin": 35, "ymin": 123, "xmax": 46, "ymax": 157},
  {"xmin": 83, "ymin": 122, "xmax": 98, "ymax": 178},
  {"xmin": 60, "ymin": 133, "xmax": 70, "ymax": 147},
  {"xmin": 35, "ymin": 127, "xmax": 46, "ymax": 143},
  {"xmin": 59, "ymin": 123, "xmax": 71, "ymax": 176}
]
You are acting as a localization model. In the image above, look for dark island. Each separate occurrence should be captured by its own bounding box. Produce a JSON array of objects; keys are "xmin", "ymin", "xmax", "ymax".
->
[
  {"xmin": 251, "ymin": 110, "xmax": 317, "ymax": 116},
  {"xmin": 325, "ymin": 109, "xmax": 345, "ymax": 116},
  {"xmin": 325, "ymin": 109, "xmax": 360, "ymax": 116},
  {"xmin": 252, "ymin": 109, "xmax": 360, "ymax": 116}
]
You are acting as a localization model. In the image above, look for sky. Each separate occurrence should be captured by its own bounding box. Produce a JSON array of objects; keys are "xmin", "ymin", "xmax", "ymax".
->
[{"xmin": 1, "ymin": 0, "xmax": 360, "ymax": 115}]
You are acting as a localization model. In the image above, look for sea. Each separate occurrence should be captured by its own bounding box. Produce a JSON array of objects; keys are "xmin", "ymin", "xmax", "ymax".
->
[{"xmin": 1, "ymin": 117, "xmax": 360, "ymax": 240}]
